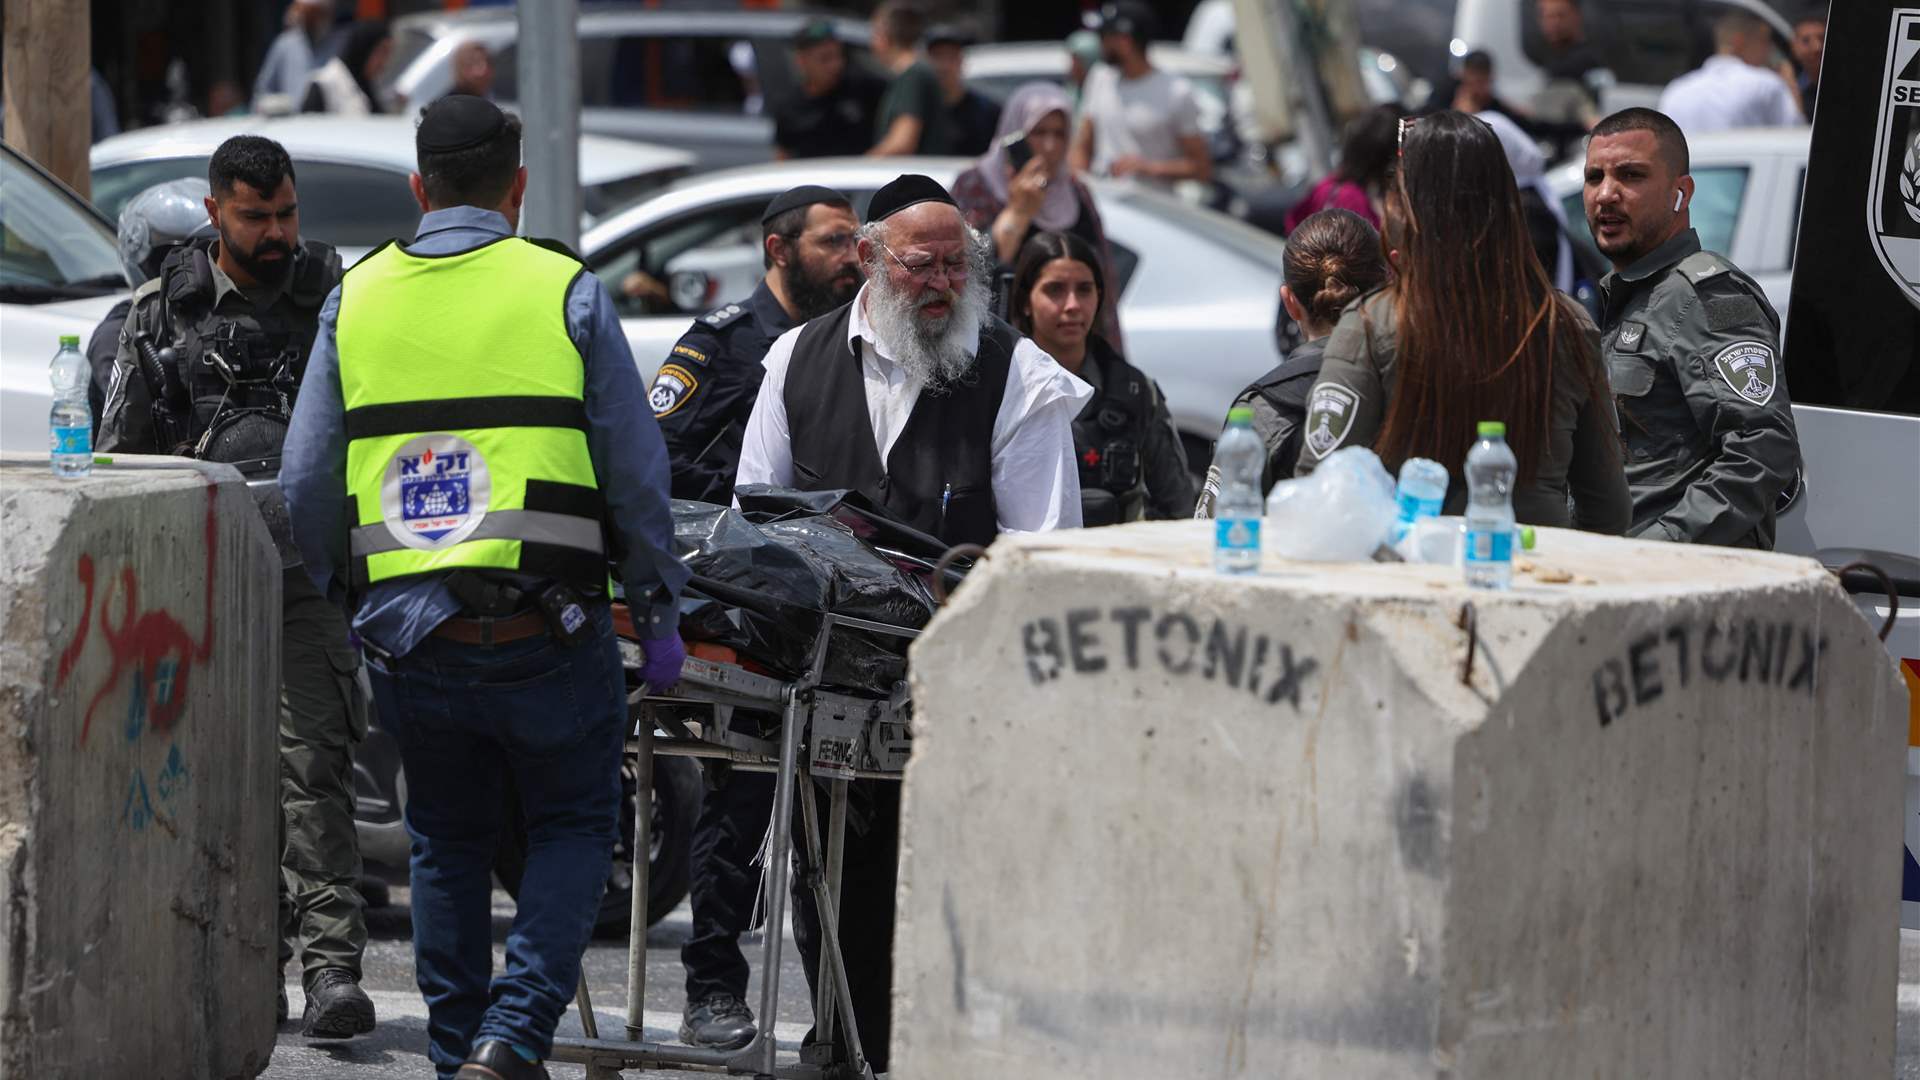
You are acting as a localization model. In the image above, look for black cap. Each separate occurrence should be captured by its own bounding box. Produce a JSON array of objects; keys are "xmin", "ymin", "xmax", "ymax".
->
[
  {"xmin": 925, "ymin": 23, "xmax": 975, "ymax": 48},
  {"xmin": 1087, "ymin": 0, "xmax": 1157, "ymax": 42},
  {"xmin": 761, "ymin": 184, "xmax": 851, "ymax": 226},
  {"xmin": 417, "ymin": 94, "xmax": 506, "ymax": 153},
  {"xmin": 864, "ymin": 174, "xmax": 958, "ymax": 224},
  {"xmin": 793, "ymin": 18, "xmax": 837, "ymax": 47}
]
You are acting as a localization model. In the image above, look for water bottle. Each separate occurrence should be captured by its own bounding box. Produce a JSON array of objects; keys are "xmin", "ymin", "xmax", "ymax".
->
[
  {"xmin": 49, "ymin": 335, "xmax": 92, "ymax": 479},
  {"xmin": 1392, "ymin": 457, "xmax": 1448, "ymax": 544},
  {"xmin": 1212, "ymin": 406, "xmax": 1263, "ymax": 574},
  {"xmin": 1463, "ymin": 421, "xmax": 1517, "ymax": 591}
]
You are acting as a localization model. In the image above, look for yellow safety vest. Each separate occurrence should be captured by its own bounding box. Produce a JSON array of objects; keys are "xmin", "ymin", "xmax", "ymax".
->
[{"xmin": 335, "ymin": 236, "xmax": 607, "ymax": 597}]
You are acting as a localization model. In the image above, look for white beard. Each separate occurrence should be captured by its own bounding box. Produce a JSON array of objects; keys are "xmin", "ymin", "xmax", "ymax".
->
[{"xmin": 864, "ymin": 259, "xmax": 993, "ymax": 390}]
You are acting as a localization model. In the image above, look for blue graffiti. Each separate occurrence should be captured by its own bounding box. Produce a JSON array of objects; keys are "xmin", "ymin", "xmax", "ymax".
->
[{"xmin": 122, "ymin": 770, "xmax": 155, "ymax": 832}]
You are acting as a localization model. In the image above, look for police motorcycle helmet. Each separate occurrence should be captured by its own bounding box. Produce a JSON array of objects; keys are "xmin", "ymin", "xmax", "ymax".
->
[{"xmin": 117, "ymin": 178, "xmax": 218, "ymax": 287}]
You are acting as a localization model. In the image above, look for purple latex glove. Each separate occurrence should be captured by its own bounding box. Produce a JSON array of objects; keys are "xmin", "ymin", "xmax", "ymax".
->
[{"xmin": 637, "ymin": 634, "xmax": 686, "ymax": 694}]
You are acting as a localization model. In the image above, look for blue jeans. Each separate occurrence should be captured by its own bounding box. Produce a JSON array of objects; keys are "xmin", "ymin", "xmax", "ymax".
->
[{"xmin": 366, "ymin": 605, "xmax": 625, "ymax": 1078}]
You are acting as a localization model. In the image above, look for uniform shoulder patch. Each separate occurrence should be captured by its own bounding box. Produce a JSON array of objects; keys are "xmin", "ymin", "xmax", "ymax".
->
[
  {"xmin": 700, "ymin": 303, "xmax": 748, "ymax": 331},
  {"xmin": 1302, "ymin": 384, "xmax": 1360, "ymax": 460},
  {"xmin": 670, "ymin": 342, "xmax": 710, "ymax": 366},
  {"xmin": 1614, "ymin": 320, "xmax": 1648, "ymax": 352},
  {"xmin": 1711, "ymin": 340, "xmax": 1777, "ymax": 406},
  {"xmin": 1704, "ymin": 294, "xmax": 1769, "ymax": 333},
  {"xmin": 649, "ymin": 363, "xmax": 700, "ymax": 418}
]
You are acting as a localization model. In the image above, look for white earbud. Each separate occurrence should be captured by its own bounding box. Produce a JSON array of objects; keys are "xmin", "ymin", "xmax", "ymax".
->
[{"xmin": 1673, "ymin": 190, "xmax": 1684, "ymax": 212}]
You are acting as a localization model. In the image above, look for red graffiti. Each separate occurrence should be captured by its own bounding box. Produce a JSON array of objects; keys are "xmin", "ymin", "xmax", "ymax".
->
[{"xmin": 58, "ymin": 485, "xmax": 219, "ymax": 746}]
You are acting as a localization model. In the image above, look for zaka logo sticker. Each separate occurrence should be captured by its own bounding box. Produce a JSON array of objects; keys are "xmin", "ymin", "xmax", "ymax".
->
[
  {"xmin": 380, "ymin": 434, "xmax": 491, "ymax": 550},
  {"xmin": 1869, "ymin": 9, "xmax": 1920, "ymax": 310}
]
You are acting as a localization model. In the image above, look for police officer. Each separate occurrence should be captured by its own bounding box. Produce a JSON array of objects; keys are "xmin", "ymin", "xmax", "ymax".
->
[
  {"xmin": 96, "ymin": 136, "xmax": 375, "ymax": 1038},
  {"xmin": 281, "ymin": 95, "xmax": 687, "ymax": 1080},
  {"xmin": 1008, "ymin": 229, "xmax": 1192, "ymax": 523},
  {"xmin": 87, "ymin": 177, "xmax": 215, "ymax": 430},
  {"xmin": 1583, "ymin": 108, "xmax": 1801, "ymax": 548},
  {"xmin": 649, "ymin": 185, "xmax": 862, "ymax": 505}
]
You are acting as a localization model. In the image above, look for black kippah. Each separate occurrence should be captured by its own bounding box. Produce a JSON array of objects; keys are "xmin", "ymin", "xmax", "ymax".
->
[
  {"xmin": 865, "ymin": 174, "xmax": 958, "ymax": 224},
  {"xmin": 417, "ymin": 94, "xmax": 506, "ymax": 153},
  {"xmin": 760, "ymin": 184, "xmax": 850, "ymax": 226}
]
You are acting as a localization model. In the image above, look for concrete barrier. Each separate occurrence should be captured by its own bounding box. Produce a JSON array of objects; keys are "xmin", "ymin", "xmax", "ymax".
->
[
  {"xmin": 0, "ymin": 455, "xmax": 280, "ymax": 1080},
  {"xmin": 896, "ymin": 524, "xmax": 1906, "ymax": 1079}
]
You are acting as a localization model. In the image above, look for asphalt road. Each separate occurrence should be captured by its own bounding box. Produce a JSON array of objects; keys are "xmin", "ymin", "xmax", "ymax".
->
[
  {"xmin": 262, "ymin": 882, "xmax": 815, "ymax": 1080},
  {"xmin": 263, "ymin": 888, "xmax": 1920, "ymax": 1078}
]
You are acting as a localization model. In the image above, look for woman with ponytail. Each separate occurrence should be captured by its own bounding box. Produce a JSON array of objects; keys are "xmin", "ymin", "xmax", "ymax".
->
[{"xmin": 1196, "ymin": 207, "xmax": 1387, "ymax": 515}]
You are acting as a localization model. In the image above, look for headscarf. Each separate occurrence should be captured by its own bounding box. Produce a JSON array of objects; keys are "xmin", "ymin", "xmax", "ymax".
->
[
  {"xmin": 977, "ymin": 81, "xmax": 1080, "ymax": 232},
  {"xmin": 1478, "ymin": 109, "xmax": 1573, "ymax": 292}
]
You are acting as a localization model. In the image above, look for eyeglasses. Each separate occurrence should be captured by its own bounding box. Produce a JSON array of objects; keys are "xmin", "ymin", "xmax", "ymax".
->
[{"xmin": 877, "ymin": 240, "xmax": 968, "ymax": 284}]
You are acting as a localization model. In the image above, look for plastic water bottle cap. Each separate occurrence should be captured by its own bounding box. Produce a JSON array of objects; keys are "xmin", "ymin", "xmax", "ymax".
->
[
  {"xmin": 1227, "ymin": 406, "xmax": 1254, "ymax": 426},
  {"xmin": 1477, "ymin": 420, "xmax": 1506, "ymax": 437},
  {"xmin": 58, "ymin": 335, "xmax": 79, "ymax": 347},
  {"xmin": 1519, "ymin": 525, "xmax": 1536, "ymax": 550}
]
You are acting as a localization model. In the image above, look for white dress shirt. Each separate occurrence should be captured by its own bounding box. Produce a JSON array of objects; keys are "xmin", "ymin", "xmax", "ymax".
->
[
  {"xmin": 736, "ymin": 284, "xmax": 1093, "ymax": 532},
  {"xmin": 1657, "ymin": 55, "xmax": 1803, "ymax": 137}
]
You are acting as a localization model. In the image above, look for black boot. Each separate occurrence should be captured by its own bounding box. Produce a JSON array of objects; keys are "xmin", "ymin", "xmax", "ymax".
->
[
  {"xmin": 301, "ymin": 967, "xmax": 376, "ymax": 1038},
  {"xmin": 680, "ymin": 993, "xmax": 757, "ymax": 1050},
  {"xmin": 455, "ymin": 1040, "xmax": 552, "ymax": 1080}
]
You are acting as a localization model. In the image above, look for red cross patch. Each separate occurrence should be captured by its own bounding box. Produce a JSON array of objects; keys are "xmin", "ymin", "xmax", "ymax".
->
[{"xmin": 1081, "ymin": 447, "xmax": 1102, "ymax": 468}]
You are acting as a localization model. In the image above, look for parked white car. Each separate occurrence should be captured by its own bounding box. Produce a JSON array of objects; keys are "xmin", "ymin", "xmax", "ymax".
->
[
  {"xmin": 91, "ymin": 115, "xmax": 694, "ymax": 266},
  {"xmin": 0, "ymin": 142, "xmax": 127, "ymax": 453},
  {"xmin": 579, "ymin": 157, "xmax": 1287, "ymax": 454}
]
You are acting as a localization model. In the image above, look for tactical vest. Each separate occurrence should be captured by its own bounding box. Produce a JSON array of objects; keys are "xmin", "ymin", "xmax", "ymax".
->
[
  {"xmin": 143, "ymin": 237, "xmax": 338, "ymax": 462},
  {"xmin": 1071, "ymin": 342, "xmax": 1154, "ymax": 527},
  {"xmin": 335, "ymin": 237, "xmax": 609, "ymax": 599},
  {"xmin": 782, "ymin": 303, "xmax": 1015, "ymax": 548}
]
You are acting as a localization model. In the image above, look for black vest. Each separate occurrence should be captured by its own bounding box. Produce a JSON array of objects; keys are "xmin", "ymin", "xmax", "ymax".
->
[
  {"xmin": 783, "ymin": 303, "xmax": 1015, "ymax": 548},
  {"xmin": 1071, "ymin": 339, "xmax": 1154, "ymax": 527},
  {"xmin": 146, "ymin": 237, "xmax": 338, "ymax": 462}
]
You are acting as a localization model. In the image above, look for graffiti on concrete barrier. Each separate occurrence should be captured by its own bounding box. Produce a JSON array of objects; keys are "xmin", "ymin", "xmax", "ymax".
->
[
  {"xmin": 1021, "ymin": 606, "xmax": 1319, "ymax": 710},
  {"xmin": 56, "ymin": 485, "xmax": 219, "ymax": 747},
  {"xmin": 1592, "ymin": 618, "xmax": 1827, "ymax": 726}
]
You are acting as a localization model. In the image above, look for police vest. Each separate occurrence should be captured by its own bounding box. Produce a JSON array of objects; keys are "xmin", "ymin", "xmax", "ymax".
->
[
  {"xmin": 335, "ymin": 237, "xmax": 608, "ymax": 598},
  {"xmin": 145, "ymin": 237, "xmax": 338, "ymax": 459},
  {"xmin": 782, "ymin": 302, "xmax": 1014, "ymax": 548},
  {"xmin": 1072, "ymin": 342, "xmax": 1153, "ymax": 528}
]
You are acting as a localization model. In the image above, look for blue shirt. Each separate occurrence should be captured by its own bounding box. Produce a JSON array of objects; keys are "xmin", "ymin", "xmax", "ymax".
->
[
  {"xmin": 282, "ymin": 206, "xmax": 687, "ymax": 657},
  {"xmin": 253, "ymin": 27, "xmax": 323, "ymax": 101}
]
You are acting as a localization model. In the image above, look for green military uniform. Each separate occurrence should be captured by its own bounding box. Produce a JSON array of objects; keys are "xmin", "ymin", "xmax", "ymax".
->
[
  {"xmin": 1596, "ymin": 228, "xmax": 1801, "ymax": 548},
  {"xmin": 99, "ymin": 239, "xmax": 370, "ymax": 1011}
]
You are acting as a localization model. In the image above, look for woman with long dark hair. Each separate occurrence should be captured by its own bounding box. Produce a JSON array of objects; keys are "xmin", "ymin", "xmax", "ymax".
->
[
  {"xmin": 1011, "ymin": 231, "xmax": 1193, "ymax": 525},
  {"xmin": 1294, "ymin": 111, "xmax": 1629, "ymax": 532},
  {"xmin": 1196, "ymin": 208, "xmax": 1388, "ymax": 515}
]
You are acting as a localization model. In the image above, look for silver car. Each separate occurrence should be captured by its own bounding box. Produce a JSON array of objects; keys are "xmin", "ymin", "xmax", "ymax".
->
[
  {"xmin": 381, "ymin": 6, "xmax": 876, "ymax": 173},
  {"xmin": 91, "ymin": 114, "xmax": 695, "ymax": 267},
  {"xmin": 580, "ymin": 156, "xmax": 1287, "ymax": 457}
]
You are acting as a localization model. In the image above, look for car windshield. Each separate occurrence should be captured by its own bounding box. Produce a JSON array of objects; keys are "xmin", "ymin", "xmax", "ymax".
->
[
  {"xmin": 381, "ymin": 25, "xmax": 440, "ymax": 94},
  {"xmin": 1559, "ymin": 165, "xmax": 1748, "ymax": 267},
  {"xmin": 0, "ymin": 147, "xmax": 124, "ymax": 301},
  {"xmin": 94, "ymin": 158, "xmax": 426, "ymax": 249}
]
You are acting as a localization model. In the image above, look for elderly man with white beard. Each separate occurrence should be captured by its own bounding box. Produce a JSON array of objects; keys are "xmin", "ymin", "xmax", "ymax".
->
[{"xmin": 734, "ymin": 173, "xmax": 1089, "ymax": 1073}]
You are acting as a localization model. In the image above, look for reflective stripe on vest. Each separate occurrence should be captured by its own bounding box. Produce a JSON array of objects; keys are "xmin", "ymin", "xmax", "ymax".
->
[{"xmin": 335, "ymin": 236, "xmax": 604, "ymax": 593}]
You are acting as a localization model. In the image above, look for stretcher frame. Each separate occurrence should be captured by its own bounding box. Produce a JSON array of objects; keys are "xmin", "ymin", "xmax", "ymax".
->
[{"xmin": 550, "ymin": 611, "xmax": 917, "ymax": 1080}]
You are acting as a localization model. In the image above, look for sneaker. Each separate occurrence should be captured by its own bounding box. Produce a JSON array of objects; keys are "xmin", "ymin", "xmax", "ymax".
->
[
  {"xmin": 454, "ymin": 1040, "xmax": 551, "ymax": 1080},
  {"xmin": 679, "ymin": 993, "xmax": 756, "ymax": 1050},
  {"xmin": 301, "ymin": 967, "xmax": 376, "ymax": 1039}
]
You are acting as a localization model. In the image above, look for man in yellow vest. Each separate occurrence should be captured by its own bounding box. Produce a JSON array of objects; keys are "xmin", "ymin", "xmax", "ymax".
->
[{"xmin": 282, "ymin": 95, "xmax": 688, "ymax": 1080}]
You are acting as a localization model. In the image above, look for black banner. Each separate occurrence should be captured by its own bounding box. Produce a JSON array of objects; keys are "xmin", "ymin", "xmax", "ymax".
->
[{"xmin": 1784, "ymin": 1, "xmax": 1920, "ymax": 414}]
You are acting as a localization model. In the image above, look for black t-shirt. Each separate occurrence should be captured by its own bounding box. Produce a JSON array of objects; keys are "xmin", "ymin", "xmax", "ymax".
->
[
  {"xmin": 947, "ymin": 90, "xmax": 1002, "ymax": 158},
  {"xmin": 774, "ymin": 70, "xmax": 887, "ymax": 158}
]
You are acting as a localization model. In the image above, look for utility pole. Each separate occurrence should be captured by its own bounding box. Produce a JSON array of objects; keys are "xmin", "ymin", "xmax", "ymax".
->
[
  {"xmin": 3, "ymin": 0, "xmax": 92, "ymax": 198},
  {"xmin": 517, "ymin": 0, "xmax": 582, "ymax": 248}
]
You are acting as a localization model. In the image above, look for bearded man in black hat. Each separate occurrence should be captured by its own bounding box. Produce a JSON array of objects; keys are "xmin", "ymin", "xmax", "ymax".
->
[{"xmin": 734, "ymin": 173, "xmax": 1089, "ymax": 1072}]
